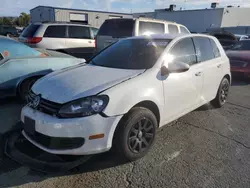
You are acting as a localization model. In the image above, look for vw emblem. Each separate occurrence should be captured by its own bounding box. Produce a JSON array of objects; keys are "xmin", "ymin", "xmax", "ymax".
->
[{"xmin": 28, "ymin": 94, "xmax": 41, "ymax": 109}]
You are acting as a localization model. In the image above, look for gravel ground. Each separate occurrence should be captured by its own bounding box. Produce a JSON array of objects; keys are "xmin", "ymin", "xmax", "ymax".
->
[{"xmin": 0, "ymin": 79, "xmax": 250, "ymax": 188}]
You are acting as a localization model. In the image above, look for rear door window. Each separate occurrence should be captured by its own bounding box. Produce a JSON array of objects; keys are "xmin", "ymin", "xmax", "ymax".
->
[
  {"xmin": 168, "ymin": 24, "xmax": 179, "ymax": 34},
  {"xmin": 193, "ymin": 37, "xmax": 215, "ymax": 62},
  {"xmin": 180, "ymin": 26, "xmax": 189, "ymax": 34},
  {"xmin": 209, "ymin": 39, "xmax": 221, "ymax": 58},
  {"xmin": 68, "ymin": 26, "xmax": 90, "ymax": 39},
  {"xmin": 22, "ymin": 24, "xmax": 40, "ymax": 37},
  {"xmin": 169, "ymin": 38, "xmax": 197, "ymax": 66},
  {"xmin": 98, "ymin": 19, "xmax": 135, "ymax": 38},
  {"xmin": 138, "ymin": 21, "xmax": 165, "ymax": 35},
  {"xmin": 43, "ymin": 26, "xmax": 67, "ymax": 38}
]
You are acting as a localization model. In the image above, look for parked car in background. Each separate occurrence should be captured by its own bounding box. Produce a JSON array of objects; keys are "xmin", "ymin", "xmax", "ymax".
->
[
  {"xmin": 19, "ymin": 22, "xmax": 98, "ymax": 60},
  {"xmin": 235, "ymin": 34, "xmax": 249, "ymax": 41},
  {"xmin": 0, "ymin": 36, "xmax": 84, "ymax": 100},
  {"xmin": 227, "ymin": 40, "xmax": 250, "ymax": 80},
  {"xmin": 96, "ymin": 18, "xmax": 190, "ymax": 52},
  {"xmin": 0, "ymin": 25, "xmax": 18, "ymax": 37},
  {"xmin": 22, "ymin": 34, "xmax": 230, "ymax": 161},
  {"xmin": 210, "ymin": 31, "xmax": 237, "ymax": 50}
]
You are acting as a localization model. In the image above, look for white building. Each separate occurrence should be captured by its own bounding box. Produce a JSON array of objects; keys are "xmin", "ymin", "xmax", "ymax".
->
[
  {"xmin": 30, "ymin": 6, "xmax": 132, "ymax": 28},
  {"xmin": 134, "ymin": 6, "xmax": 250, "ymax": 33}
]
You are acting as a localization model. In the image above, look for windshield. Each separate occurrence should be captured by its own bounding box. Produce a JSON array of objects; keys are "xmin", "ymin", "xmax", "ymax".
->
[
  {"xmin": 90, "ymin": 38, "xmax": 170, "ymax": 69},
  {"xmin": 231, "ymin": 40, "xmax": 250, "ymax": 50}
]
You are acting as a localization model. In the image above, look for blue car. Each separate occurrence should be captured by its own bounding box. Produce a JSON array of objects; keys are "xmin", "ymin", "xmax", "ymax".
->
[{"xmin": 0, "ymin": 36, "xmax": 84, "ymax": 100}]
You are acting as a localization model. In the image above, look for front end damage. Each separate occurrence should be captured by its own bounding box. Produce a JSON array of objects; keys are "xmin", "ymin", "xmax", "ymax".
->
[{"xmin": 2, "ymin": 122, "xmax": 91, "ymax": 173}]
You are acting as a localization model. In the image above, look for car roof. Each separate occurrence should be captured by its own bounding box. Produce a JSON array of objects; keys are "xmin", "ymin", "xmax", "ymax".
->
[
  {"xmin": 127, "ymin": 33, "xmax": 214, "ymax": 40},
  {"xmin": 32, "ymin": 22, "xmax": 93, "ymax": 28}
]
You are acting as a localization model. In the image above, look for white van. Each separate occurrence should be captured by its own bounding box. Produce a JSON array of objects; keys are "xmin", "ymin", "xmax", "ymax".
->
[{"xmin": 96, "ymin": 17, "xmax": 190, "ymax": 52}]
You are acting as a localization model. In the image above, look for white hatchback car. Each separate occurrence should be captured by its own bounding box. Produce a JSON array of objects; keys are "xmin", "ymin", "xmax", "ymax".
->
[{"xmin": 21, "ymin": 34, "xmax": 231, "ymax": 161}]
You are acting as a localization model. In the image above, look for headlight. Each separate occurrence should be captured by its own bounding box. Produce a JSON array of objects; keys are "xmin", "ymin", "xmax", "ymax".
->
[{"xmin": 58, "ymin": 95, "xmax": 109, "ymax": 118}]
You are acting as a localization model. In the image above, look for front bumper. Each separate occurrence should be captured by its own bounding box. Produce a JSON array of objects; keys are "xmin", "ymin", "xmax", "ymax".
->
[{"xmin": 21, "ymin": 106, "xmax": 123, "ymax": 155}]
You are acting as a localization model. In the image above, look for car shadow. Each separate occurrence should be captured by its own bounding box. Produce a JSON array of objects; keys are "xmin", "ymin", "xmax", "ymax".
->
[{"xmin": 0, "ymin": 148, "xmax": 127, "ymax": 188}]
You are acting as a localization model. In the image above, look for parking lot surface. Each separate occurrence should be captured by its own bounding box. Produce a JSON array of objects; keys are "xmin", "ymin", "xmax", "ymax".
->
[{"xmin": 0, "ymin": 80, "xmax": 250, "ymax": 188}]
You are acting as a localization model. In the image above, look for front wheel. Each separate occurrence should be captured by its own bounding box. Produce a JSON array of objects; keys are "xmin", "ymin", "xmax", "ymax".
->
[
  {"xmin": 211, "ymin": 77, "xmax": 230, "ymax": 108},
  {"xmin": 113, "ymin": 107, "xmax": 157, "ymax": 161}
]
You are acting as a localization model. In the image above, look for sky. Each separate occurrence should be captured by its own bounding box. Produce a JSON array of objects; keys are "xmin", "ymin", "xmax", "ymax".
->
[{"xmin": 1, "ymin": 0, "xmax": 250, "ymax": 16}]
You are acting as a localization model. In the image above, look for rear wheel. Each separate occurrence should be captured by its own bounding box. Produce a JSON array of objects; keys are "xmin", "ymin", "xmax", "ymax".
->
[
  {"xmin": 211, "ymin": 77, "xmax": 230, "ymax": 108},
  {"xmin": 113, "ymin": 107, "xmax": 157, "ymax": 161},
  {"xmin": 19, "ymin": 78, "xmax": 39, "ymax": 102}
]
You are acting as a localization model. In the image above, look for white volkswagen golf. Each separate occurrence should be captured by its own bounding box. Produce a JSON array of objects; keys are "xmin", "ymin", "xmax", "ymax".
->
[{"xmin": 21, "ymin": 34, "xmax": 231, "ymax": 161}]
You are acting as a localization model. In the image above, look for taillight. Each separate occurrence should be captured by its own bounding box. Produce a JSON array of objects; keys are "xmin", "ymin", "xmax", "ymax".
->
[
  {"xmin": 94, "ymin": 38, "xmax": 97, "ymax": 48},
  {"xmin": 27, "ymin": 37, "xmax": 42, "ymax": 44}
]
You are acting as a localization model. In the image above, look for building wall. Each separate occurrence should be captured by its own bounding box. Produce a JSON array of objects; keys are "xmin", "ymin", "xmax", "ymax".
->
[
  {"xmin": 221, "ymin": 8, "xmax": 250, "ymax": 27},
  {"xmin": 133, "ymin": 12, "xmax": 156, "ymax": 18},
  {"xmin": 155, "ymin": 9, "xmax": 224, "ymax": 33},
  {"xmin": 55, "ymin": 9, "xmax": 132, "ymax": 28},
  {"xmin": 30, "ymin": 7, "xmax": 55, "ymax": 23}
]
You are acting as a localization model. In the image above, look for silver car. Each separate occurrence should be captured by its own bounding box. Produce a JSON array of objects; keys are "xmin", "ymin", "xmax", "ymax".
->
[
  {"xmin": 19, "ymin": 22, "xmax": 98, "ymax": 60},
  {"xmin": 0, "ymin": 36, "xmax": 84, "ymax": 100}
]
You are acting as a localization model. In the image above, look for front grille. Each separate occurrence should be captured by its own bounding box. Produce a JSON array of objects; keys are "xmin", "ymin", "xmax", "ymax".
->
[
  {"xmin": 25, "ymin": 130, "xmax": 85, "ymax": 150},
  {"xmin": 27, "ymin": 91, "xmax": 62, "ymax": 116},
  {"xmin": 230, "ymin": 60, "xmax": 248, "ymax": 67}
]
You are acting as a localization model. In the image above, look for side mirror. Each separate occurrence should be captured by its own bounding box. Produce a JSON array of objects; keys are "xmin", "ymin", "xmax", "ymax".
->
[
  {"xmin": 161, "ymin": 66, "xmax": 170, "ymax": 76},
  {"xmin": 168, "ymin": 62, "xmax": 190, "ymax": 73}
]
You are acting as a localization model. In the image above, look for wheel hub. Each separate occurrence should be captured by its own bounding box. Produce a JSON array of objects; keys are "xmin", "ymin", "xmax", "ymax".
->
[
  {"xmin": 138, "ymin": 131, "xmax": 143, "ymax": 139},
  {"xmin": 128, "ymin": 118, "xmax": 154, "ymax": 153}
]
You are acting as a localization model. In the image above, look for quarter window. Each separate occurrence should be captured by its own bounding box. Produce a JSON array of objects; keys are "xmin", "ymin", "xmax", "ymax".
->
[
  {"xmin": 139, "ymin": 21, "xmax": 165, "ymax": 35},
  {"xmin": 68, "ymin": 26, "xmax": 90, "ymax": 39},
  {"xmin": 168, "ymin": 24, "xmax": 179, "ymax": 34},
  {"xmin": 193, "ymin": 37, "xmax": 215, "ymax": 62},
  {"xmin": 180, "ymin": 26, "xmax": 189, "ymax": 34},
  {"xmin": 43, "ymin": 26, "xmax": 66, "ymax": 38},
  {"xmin": 169, "ymin": 38, "xmax": 197, "ymax": 66},
  {"xmin": 209, "ymin": 39, "xmax": 221, "ymax": 58}
]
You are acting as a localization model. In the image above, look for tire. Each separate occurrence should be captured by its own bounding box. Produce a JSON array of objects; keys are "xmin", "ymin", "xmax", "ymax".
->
[
  {"xmin": 19, "ymin": 77, "xmax": 39, "ymax": 102},
  {"xmin": 211, "ymin": 77, "xmax": 230, "ymax": 108},
  {"xmin": 113, "ymin": 107, "xmax": 157, "ymax": 161}
]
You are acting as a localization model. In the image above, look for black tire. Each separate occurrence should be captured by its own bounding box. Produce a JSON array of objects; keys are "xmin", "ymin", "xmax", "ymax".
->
[
  {"xmin": 113, "ymin": 107, "xmax": 157, "ymax": 161},
  {"xmin": 19, "ymin": 78, "xmax": 39, "ymax": 101},
  {"xmin": 211, "ymin": 77, "xmax": 230, "ymax": 108}
]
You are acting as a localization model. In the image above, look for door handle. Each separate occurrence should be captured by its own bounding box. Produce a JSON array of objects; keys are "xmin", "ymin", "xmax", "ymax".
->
[
  {"xmin": 195, "ymin": 72, "xmax": 202, "ymax": 76},
  {"xmin": 217, "ymin": 64, "xmax": 222, "ymax": 68}
]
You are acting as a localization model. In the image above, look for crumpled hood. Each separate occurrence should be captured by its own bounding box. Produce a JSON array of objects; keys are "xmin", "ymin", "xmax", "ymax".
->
[{"xmin": 32, "ymin": 64, "xmax": 144, "ymax": 104}]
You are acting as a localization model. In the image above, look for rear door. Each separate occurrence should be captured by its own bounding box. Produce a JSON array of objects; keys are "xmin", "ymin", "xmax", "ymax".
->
[
  {"xmin": 96, "ymin": 19, "xmax": 135, "ymax": 52},
  {"xmin": 41, "ymin": 25, "xmax": 67, "ymax": 49},
  {"xmin": 193, "ymin": 37, "xmax": 222, "ymax": 102},
  {"xmin": 65, "ymin": 25, "xmax": 94, "ymax": 59}
]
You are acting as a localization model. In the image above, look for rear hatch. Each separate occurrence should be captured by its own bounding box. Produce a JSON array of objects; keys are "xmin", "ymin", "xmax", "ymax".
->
[
  {"xmin": 19, "ymin": 24, "xmax": 42, "ymax": 47},
  {"xmin": 96, "ymin": 19, "xmax": 135, "ymax": 52}
]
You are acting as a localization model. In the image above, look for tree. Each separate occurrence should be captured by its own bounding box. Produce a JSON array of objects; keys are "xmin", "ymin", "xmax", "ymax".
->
[{"xmin": 18, "ymin": 12, "xmax": 30, "ymax": 26}]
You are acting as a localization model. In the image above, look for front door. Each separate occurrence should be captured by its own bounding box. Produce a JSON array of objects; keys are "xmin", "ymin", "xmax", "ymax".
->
[{"xmin": 162, "ymin": 37, "xmax": 203, "ymax": 123}]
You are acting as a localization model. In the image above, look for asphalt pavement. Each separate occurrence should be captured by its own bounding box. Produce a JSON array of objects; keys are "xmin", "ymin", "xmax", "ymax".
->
[{"xmin": 0, "ymin": 79, "xmax": 250, "ymax": 188}]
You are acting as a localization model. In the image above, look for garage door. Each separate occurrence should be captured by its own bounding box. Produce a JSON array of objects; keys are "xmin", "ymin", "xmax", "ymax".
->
[{"xmin": 70, "ymin": 13, "xmax": 88, "ymax": 22}]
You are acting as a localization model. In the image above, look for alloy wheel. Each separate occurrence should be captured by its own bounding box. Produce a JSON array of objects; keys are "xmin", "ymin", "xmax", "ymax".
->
[
  {"xmin": 127, "ymin": 117, "xmax": 154, "ymax": 153},
  {"xmin": 220, "ymin": 80, "xmax": 229, "ymax": 104}
]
